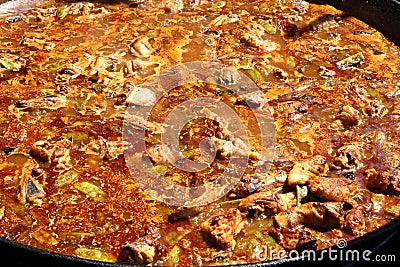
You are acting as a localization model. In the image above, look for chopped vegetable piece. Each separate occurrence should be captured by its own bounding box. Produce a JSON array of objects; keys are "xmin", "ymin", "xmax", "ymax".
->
[
  {"xmin": 55, "ymin": 170, "xmax": 79, "ymax": 188},
  {"xmin": 209, "ymin": 1, "xmax": 226, "ymax": 11},
  {"xmin": 154, "ymin": 165, "xmax": 168, "ymax": 175},
  {"xmin": 385, "ymin": 203, "xmax": 400, "ymax": 217},
  {"xmin": 62, "ymin": 132, "xmax": 89, "ymax": 144},
  {"xmin": 74, "ymin": 181, "xmax": 107, "ymax": 201},
  {"xmin": 31, "ymin": 230, "xmax": 59, "ymax": 246},
  {"xmin": 296, "ymin": 185, "xmax": 308, "ymax": 206},
  {"xmin": 336, "ymin": 52, "xmax": 365, "ymax": 70},
  {"xmin": 165, "ymin": 245, "xmax": 181, "ymax": 266},
  {"xmin": 259, "ymin": 20, "xmax": 276, "ymax": 34},
  {"xmin": 74, "ymin": 247, "xmax": 117, "ymax": 263},
  {"xmin": 247, "ymin": 69, "xmax": 264, "ymax": 83},
  {"xmin": 253, "ymin": 231, "xmax": 279, "ymax": 248},
  {"xmin": 164, "ymin": 229, "xmax": 191, "ymax": 246},
  {"xmin": 57, "ymin": 5, "xmax": 69, "ymax": 19},
  {"xmin": 286, "ymin": 56, "xmax": 296, "ymax": 68},
  {"xmin": 0, "ymin": 57, "xmax": 18, "ymax": 71}
]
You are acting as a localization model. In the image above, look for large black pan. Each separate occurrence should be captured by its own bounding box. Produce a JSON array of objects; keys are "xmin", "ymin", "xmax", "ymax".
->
[{"xmin": 0, "ymin": 0, "xmax": 400, "ymax": 266}]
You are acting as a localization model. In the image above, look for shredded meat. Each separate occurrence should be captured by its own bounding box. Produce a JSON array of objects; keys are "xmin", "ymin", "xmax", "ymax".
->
[
  {"xmin": 308, "ymin": 177, "xmax": 360, "ymax": 202},
  {"xmin": 200, "ymin": 208, "xmax": 244, "ymax": 250},
  {"xmin": 238, "ymin": 192, "xmax": 296, "ymax": 216}
]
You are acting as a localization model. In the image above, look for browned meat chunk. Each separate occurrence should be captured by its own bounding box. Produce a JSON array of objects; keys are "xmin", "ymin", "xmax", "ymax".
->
[
  {"xmin": 84, "ymin": 136, "xmax": 132, "ymax": 160},
  {"xmin": 331, "ymin": 142, "xmax": 371, "ymax": 170},
  {"xmin": 269, "ymin": 228, "xmax": 317, "ymax": 251},
  {"xmin": 52, "ymin": 139, "xmax": 73, "ymax": 172},
  {"xmin": 210, "ymin": 136, "xmax": 261, "ymax": 160},
  {"xmin": 330, "ymin": 105, "xmax": 362, "ymax": 130},
  {"xmin": 238, "ymin": 192, "xmax": 296, "ymax": 216},
  {"xmin": 308, "ymin": 177, "xmax": 360, "ymax": 202},
  {"xmin": 228, "ymin": 170, "xmax": 287, "ymax": 198},
  {"xmin": 274, "ymin": 202, "xmax": 346, "ymax": 231},
  {"xmin": 30, "ymin": 139, "xmax": 72, "ymax": 172},
  {"xmin": 12, "ymin": 95, "xmax": 66, "ymax": 112},
  {"xmin": 281, "ymin": 0, "xmax": 309, "ymax": 12},
  {"xmin": 287, "ymin": 155, "xmax": 327, "ymax": 186},
  {"xmin": 256, "ymin": 170, "xmax": 288, "ymax": 194},
  {"xmin": 18, "ymin": 159, "xmax": 45, "ymax": 206},
  {"xmin": 200, "ymin": 208, "xmax": 244, "ymax": 250},
  {"xmin": 121, "ymin": 235, "xmax": 165, "ymax": 265},
  {"xmin": 365, "ymin": 168, "xmax": 400, "ymax": 195},
  {"xmin": 342, "ymin": 206, "xmax": 366, "ymax": 236},
  {"xmin": 345, "ymin": 85, "xmax": 387, "ymax": 118},
  {"xmin": 168, "ymin": 206, "xmax": 204, "ymax": 222},
  {"xmin": 30, "ymin": 140, "xmax": 53, "ymax": 162},
  {"xmin": 129, "ymin": 36, "xmax": 154, "ymax": 58}
]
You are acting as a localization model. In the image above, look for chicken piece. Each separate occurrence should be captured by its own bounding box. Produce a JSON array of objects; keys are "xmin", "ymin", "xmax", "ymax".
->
[
  {"xmin": 30, "ymin": 139, "xmax": 72, "ymax": 172},
  {"xmin": 345, "ymin": 85, "xmax": 388, "ymax": 118},
  {"xmin": 83, "ymin": 136, "xmax": 132, "ymax": 160},
  {"xmin": 17, "ymin": 159, "xmax": 45, "ymax": 206},
  {"xmin": 12, "ymin": 95, "xmax": 66, "ymax": 112},
  {"xmin": 332, "ymin": 142, "xmax": 371, "ymax": 170},
  {"xmin": 146, "ymin": 145, "xmax": 170, "ymax": 164},
  {"xmin": 274, "ymin": 202, "xmax": 346, "ymax": 230},
  {"xmin": 30, "ymin": 140, "xmax": 53, "ymax": 162},
  {"xmin": 129, "ymin": 36, "xmax": 154, "ymax": 58},
  {"xmin": 256, "ymin": 170, "xmax": 288, "ymax": 193},
  {"xmin": 330, "ymin": 105, "xmax": 362, "ymax": 130},
  {"xmin": 238, "ymin": 192, "xmax": 296, "ymax": 216},
  {"xmin": 287, "ymin": 155, "xmax": 327, "ymax": 186},
  {"xmin": 124, "ymin": 112, "xmax": 165, "ymax": 134},
  {"xmin": 269, "ymin": 228, "xmax": 317, "ymax": 251},
  {"xmin": 365, "ymin": 168, "xmax": 400, "ymax": 196},
  {"xmin": 200, "ymin": 208, "xmax": 244, "ymax": 250},
  {"xmin": 121, "ymin": 235, "xmax": 165, "ymax": 265},
  {"xmin": 228, "ymin": 173, "xmax": 262, "ymax": 199},
  {"xmin": 308, "ymin": 177, "xmax": 360, "ymax": 202},
  {"xmin": 363, "ymin": 100, "xmax": 388, "ymax": 118},
  {"xmin": 239, "ymin": 26, "xmax": 280, "ymax": 52},
  {"xmin": 342, "ymin": 206, "xmax": 366, "ymax": 236},
  {"xmin": 393, "ymin": 102, "xmax": 400, "ymax": 116},
  {"xmin": 210, "ymin": 137, "xmax": 260, "ymax": 160},
  {"xmin": 228, "ymin": 170, "xmax": 286, "ymax": 198},
  {"xmin": 168, "ymin": 206, "xmax": 204, "ymax": 222},
  {"xmin": 275, "ymin": 101, "xmax": 309, "ymax": 121},
  {"xmin": 281, "ymin": 0, "xmax": 310, "ymax": 12},
  {"xmin": 52, "ymin": 139, "xmax": 73, "ymax": 172}
]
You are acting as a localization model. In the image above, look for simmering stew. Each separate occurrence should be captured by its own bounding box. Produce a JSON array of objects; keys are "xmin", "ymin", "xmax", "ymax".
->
[{"xmin": 0, "ymin": 0, "xmax": 399, "ymax": 265}]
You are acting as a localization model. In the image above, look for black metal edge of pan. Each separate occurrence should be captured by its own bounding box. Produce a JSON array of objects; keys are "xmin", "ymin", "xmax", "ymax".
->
[
  {"xmin": 308, "ymin": 0, "xmax": 400, "ymax": 46},
  {"xmin": 1, "ymin": 218, "xmax": 399, "ymax": 267},
  {"xmin": 1, "ymin": 0, "xmax": 400, "ymax": 266}
]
